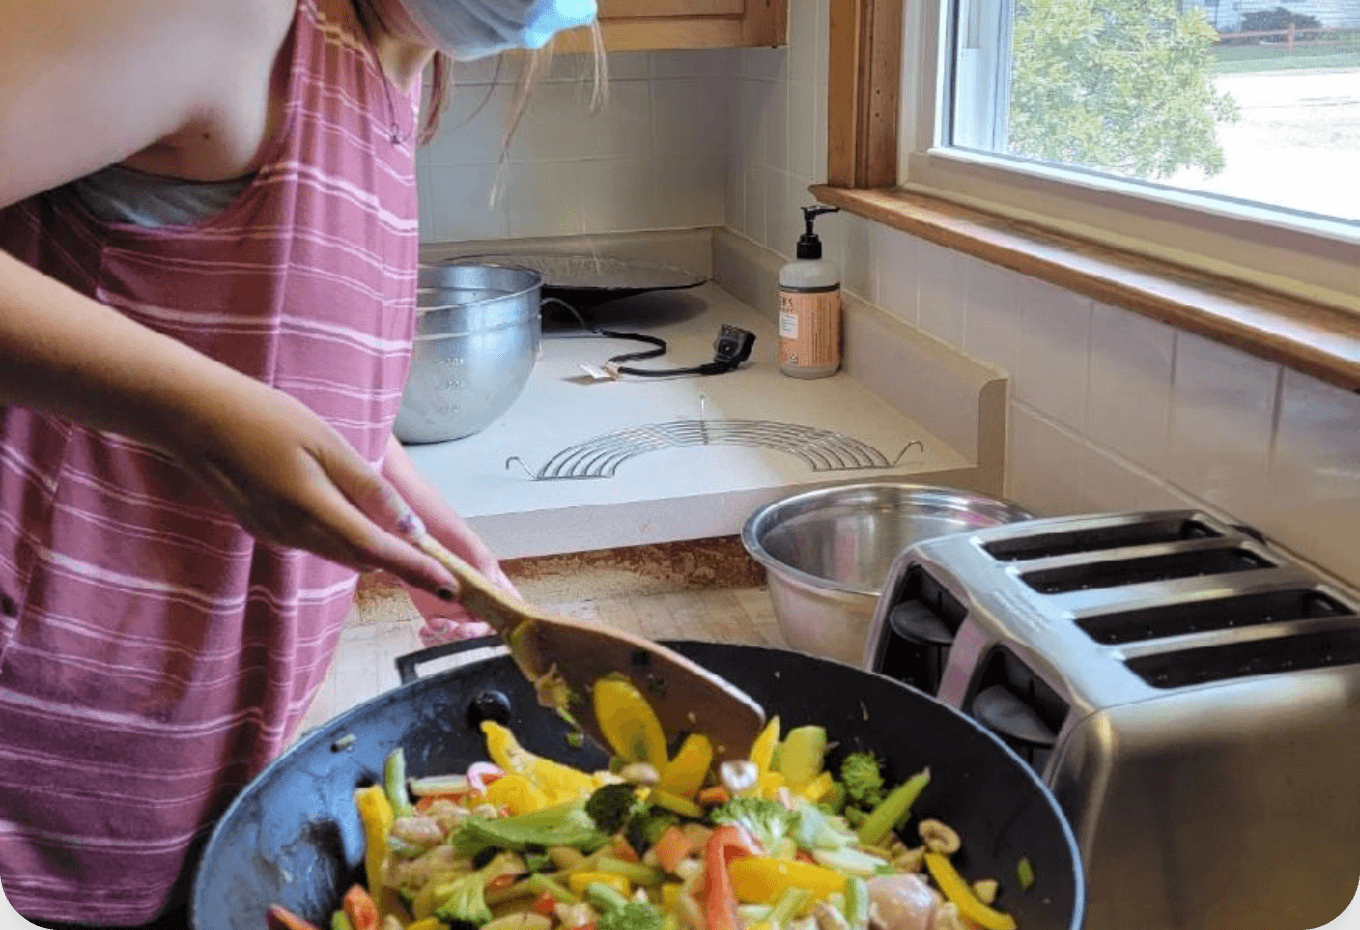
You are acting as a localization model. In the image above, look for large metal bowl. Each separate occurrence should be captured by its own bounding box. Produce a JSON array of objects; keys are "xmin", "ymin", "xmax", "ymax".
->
[
  {"xmin": 742, "ymin": 483, "xmax": 1034, "ymax": 666},
  {"xmin": 394, "ymin": 264, "xmax": 542, "ymax": 444}
]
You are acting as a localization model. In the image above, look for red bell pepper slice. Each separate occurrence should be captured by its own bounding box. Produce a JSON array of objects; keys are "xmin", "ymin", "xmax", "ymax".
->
[{"xmin": 704, "ymin": 824, "xmax": 758, "ymax": 930}]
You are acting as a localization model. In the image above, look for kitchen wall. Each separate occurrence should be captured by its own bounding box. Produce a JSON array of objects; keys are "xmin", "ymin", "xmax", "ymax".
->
[
  {"xmin": 415, "ymin": 50, "xmax": 734, "ymax": 242},
  {"xmin": 417, "ymin": 4, "xmax": 1360, "ymax": 589}
]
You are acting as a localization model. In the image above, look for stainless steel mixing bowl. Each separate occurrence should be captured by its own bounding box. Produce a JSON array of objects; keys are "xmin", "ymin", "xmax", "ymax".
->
[
  {"xmin": 394, "ymin": 263, "xmax": 543, "ymax": 444},
  {"xmin": 742, "ymin": 483, "xmax": 1034, "ymax": 666}
]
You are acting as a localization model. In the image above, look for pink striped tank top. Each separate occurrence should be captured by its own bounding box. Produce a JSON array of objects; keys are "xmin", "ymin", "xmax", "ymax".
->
[{"xmin": 0, "ymin": 1, "xmax": 420, "ymax": 921}]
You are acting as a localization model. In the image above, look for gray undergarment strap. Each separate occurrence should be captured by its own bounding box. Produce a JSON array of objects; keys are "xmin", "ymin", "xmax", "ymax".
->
[{"xmin": 71, "ymin": 164, "xmax": 252, "ymax": 228}]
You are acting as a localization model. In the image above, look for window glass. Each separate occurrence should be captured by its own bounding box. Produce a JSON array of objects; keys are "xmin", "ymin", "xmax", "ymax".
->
[{"xmin": 948, "ymin": 0, "xmax": 1360, "ymax": 223}]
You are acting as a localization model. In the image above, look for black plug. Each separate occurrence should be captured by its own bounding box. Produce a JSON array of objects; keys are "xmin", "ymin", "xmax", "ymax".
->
[{"xmin": 713, "ymin": 325, "xmax": 756, "ymax": 368}]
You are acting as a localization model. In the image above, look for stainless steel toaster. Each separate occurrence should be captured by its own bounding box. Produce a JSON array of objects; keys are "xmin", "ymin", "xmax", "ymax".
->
[{"xmin": 861, "ymin": 510, "xmax": 1360, "ymax": 930}]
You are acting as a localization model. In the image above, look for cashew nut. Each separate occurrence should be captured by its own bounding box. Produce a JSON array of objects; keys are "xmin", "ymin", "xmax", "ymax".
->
[
  {"xmin": 720, "ymin": 759, "xmax": 759, "ymax": 795},
  {"xmin": 891, "ymin": 845, "xmax": 926, "ymax": 872},
  {"xmin": 619, "ymin": 762, "xmax": 661, "ymax": 786},
  {"xmin": 812, "ymin": 901, "xmax": 851, "ymax": 930},
  {"xmin": 918, "ymin": 819, "xmax": 961, "ymax": 855},
  {"xmin": 932, "ymin": 903, "xmax": 967, "ymax": 930}
]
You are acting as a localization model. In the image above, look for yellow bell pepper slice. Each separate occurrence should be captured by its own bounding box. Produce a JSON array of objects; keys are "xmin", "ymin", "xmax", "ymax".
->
[
  {"xmin": 775, "ymin": 726, "xmax": 827, "ymax": 793},
  {"xmin": 728, "ymin": 856, "xmax": 846, "ymax": 904},
  {"xmin": 923, "ymin": 853, "xmax": 1017, "ymax": 930},
  {"xmin": 648, "ymin": 786, "xmax": 704, "ymax": 819},
  {"xmin": 407, "ymin": 920, "xmax": 448, "ymax": 930},
  {"xmin": 659, "ymin": 733, "xmax": 713, "ymax": 798},
  {"xmin": 593, "ymin": 675, "xmax": 669, "ymax": 766},
  {"xmin": 661, "ymin": 883, "xmax": 684, "ymax": 909},
  {"xmin": 354, "ymin": 785, "xmax": 394, "ymax": 900},
  {"xmin": 749, "ymin": 717, "xmax": 781, "ymax": 776},
  {"xmin": 481, "ymin": 721, "xmax": 601, "ymax": 803},
  {"xmin": 569, "ymin": 872, "xmax": 631, "ymax": 898},
  {"xmin": 756, "ymin": 772, "xmax": 786, "ymax": 800},
  {"xmin": 484, "ymin": 773, "xmax": 552, "ymax": 814},
  {"xmin": 798, "ymin": 772, "xmax": 835, "ymax": 803}
]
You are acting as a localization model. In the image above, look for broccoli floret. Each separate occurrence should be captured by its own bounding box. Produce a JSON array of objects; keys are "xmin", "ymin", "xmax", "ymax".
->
[
  {"xmin": 709, "ymin": 797, "xmax": 793, "ymax": 852},
  {"xmin": 585, "ymin": 783, "xmax": 649, "ymax": 835},
  {"xmin": 453, "ymin": 802, "xmax": 609, "ymax": 857},
  {"xmin": 626, "ymin": 808, "xmax": 680, "ymax": 852},
  {"xmin": 839, "ymin": 752, "xmax": 885, "ymax": 809},
  {"xmin": 433, "ymin": 851, "xmax": 522, "ymax": 927},
  {"xmin": 597, "ymin": 901, "xmax": 666, "ymax": 930}
]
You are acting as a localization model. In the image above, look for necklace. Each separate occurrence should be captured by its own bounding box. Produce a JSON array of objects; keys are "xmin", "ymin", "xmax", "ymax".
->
[{"xmin": 354, "ymin": 0, "xmax": 407, "ymax": 146}]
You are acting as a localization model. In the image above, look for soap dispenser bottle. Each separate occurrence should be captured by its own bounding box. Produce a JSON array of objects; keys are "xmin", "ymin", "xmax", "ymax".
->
[{"xmin": 778, "ymin": 205, "xmax": 842, "ymax": 379}]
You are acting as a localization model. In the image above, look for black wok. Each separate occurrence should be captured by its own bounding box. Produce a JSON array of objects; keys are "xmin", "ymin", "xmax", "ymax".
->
[{"xmin": 191, "ymin": 641, "xmax": 1085, "ymax": 930}]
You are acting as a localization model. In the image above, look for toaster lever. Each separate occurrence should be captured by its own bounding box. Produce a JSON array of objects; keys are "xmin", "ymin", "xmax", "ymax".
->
[
  {"xmin": 972, "ymin": 684, "xmax": 1058, "ymax": 751},
  {"xmin": 888, "ymin": 601, "xmax": 953, "ymax": 645}
]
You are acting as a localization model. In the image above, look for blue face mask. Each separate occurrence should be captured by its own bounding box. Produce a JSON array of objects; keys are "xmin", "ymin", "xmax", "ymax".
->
[{"xmin": 401, "ymin": 0, "xmax": 598, "ymax": 60}]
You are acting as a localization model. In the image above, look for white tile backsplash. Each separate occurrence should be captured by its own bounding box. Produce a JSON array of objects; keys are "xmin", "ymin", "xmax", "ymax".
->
[
  {"xmin": 414, "ymin": 6, "xmax": 1360, "ymax": 589},
  {"xmin": 874, "ymin": 226, "xmax": 919, "ymax": 323},
  {"xmin": 1086, "ymin": 302, "xmax": 1174, "ymax": 473},
  {"xmin": 917, "ymin": 243, "xmax": 968, "ymax": 345},
  {"xmin": 962, "ymin": 260, "xmax": 1022, "ymax": 375},
  {"xmin": 1016, "ymin": 278, "xmax": 1092, "ymax": 431},
  {"xmin": 1167, "ymin": 332, "xmax": 1280, "ymax": 528},
  {"xmin": 1008, "ymin": 406, "xmax": 1087, "ymax": 517},
  {"xmin": 1268, "ymin": 369, "xmax": 1360, "ymax": 581}
]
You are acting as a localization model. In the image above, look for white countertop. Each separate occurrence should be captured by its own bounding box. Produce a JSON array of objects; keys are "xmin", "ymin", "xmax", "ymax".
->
[{"xmin": 405, "ymin": 284, "xmax": 974, "ymax": 558}]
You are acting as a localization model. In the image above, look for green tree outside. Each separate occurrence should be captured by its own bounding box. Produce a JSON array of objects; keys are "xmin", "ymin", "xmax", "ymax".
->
[{"xmin": 1007, "ymin": 0, "xmax": 1239, "ymax": 179}]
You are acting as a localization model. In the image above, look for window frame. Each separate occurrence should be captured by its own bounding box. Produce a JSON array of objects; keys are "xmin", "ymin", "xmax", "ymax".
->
[{"xmin": 819, "ymin": 0, "xmax": 1360, "ymax": 392}]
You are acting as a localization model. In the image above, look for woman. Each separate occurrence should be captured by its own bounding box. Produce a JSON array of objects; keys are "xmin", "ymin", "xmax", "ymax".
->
[{"xmin": 0, "ymin": 0, "xmax": 596, "ymax": 924}]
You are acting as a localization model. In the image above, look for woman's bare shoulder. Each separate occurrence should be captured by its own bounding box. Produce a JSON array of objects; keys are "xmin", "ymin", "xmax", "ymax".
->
[{"xmin": 0, "ymin": 0, "xmax": 299, "ymax": 207}]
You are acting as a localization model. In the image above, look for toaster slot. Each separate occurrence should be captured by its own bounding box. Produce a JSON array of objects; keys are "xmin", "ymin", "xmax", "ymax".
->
[
  {"xmin": 983, "ymin": 515, "xmax": 1219, "ymax": 562},
  {"xmin": 967, "ymin": 648, "xmax": 1067, "ymax": 770},
  {"xmin": 1078, "ymin": 588, "xmax": 1353, "ymax": 644},
  {"xmin": 1022, "ymin": 547, "xmax": 1273, "ymax": 594},
  {"xmin": 1126, "ymin": 628, "xmax": 1360, "ymax": 688},
  {"xmin": 875, "ymin": 567, "xmax": 967, "ymax": 695}
]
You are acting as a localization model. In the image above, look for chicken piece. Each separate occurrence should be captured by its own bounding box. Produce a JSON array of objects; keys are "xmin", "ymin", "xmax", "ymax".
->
[{"xmin": 866, "ymin": 873, "xmax": 942, "ymax": 930}]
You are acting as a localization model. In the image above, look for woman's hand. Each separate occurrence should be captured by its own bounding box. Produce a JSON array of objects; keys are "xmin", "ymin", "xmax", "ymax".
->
[
  {"xmin": 381, "ymin": 436, "xmax": 521, "ymax": 646},
  {"xmin": 165, "ymin": 377, "xmax": 461, "ymax": 599}
]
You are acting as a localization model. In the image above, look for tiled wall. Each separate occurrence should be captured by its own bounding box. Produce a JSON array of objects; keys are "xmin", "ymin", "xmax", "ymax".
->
[
  {"xmin": 727, "ymin": 0, "xmax": 1360, "ymax": 587},
  {"xmin": 416, "ymin": 50, "xmax": 735, "ymax": 242}
]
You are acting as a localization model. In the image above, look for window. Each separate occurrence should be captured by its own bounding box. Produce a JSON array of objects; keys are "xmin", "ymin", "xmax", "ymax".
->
[
  {"xmin": 949, "ymin": 0, "xmax": 1360, "ymax": 223},
  {"xmin": 823, "ymin": 0, "xmax": 1360, "ymax": 327}
]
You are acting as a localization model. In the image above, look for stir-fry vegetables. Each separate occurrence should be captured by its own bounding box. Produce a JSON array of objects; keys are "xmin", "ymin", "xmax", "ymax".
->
[{"xmin": 269, "ymin": 711, "xmax": 1026, "ymax": 930}]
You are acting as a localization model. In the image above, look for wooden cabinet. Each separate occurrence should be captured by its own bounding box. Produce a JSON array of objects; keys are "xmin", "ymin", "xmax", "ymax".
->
[{"xmin": 558, "ymin": 0, "xmax": 786, "ymax": 51}]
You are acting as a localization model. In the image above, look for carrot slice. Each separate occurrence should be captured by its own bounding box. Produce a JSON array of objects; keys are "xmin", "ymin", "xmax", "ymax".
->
[
  {"xmin": 267, "ymin": 905, "xmax": 324, "ymax": 930},
  {"xmin": 342, "ymin": 885, "xmax": 381, "ymax": 930},
  {"xmin": 650, "ymin": 825, "xmax": 693, "ymax": 875}
]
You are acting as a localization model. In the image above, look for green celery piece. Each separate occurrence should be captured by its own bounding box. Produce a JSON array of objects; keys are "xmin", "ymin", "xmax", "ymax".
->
[
  {"xmin": 528, "ymin": 873, "xmax": 579, "ymax": 904},
  {"xmin": 384, "ymin": 748, "xmax": 415, "ymax": 819},
  {"xmin": 857, "ymin": 768, "xmax": 931, "ymax": 847},
  {"xmin": 597, "ymin": 855, "xmax": 666, "ymax": 886}
]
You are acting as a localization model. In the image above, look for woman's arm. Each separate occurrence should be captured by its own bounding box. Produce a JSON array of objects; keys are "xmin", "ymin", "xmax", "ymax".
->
[
  {"xmin": 0, "ymin": 0, "xmax": 458, "ymax": 596},
  {"xmin": 0, "ymin": 251, "xmax": 458, "ymax": 596}
]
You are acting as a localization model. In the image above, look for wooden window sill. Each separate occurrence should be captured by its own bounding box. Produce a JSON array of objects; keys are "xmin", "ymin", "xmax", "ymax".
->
[{"xmin": 812, "ymin": 185, "xmax": 1360, "ymax": 394}]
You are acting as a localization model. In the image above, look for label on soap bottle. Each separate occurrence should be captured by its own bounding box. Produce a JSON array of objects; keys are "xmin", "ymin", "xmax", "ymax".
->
[{"xmin": 778, "ymin": 286, "xmax": 841, "ymax": 373}]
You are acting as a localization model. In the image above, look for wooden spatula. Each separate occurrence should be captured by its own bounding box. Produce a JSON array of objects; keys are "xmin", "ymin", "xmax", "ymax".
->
[{"xmin": 412, "ymin": 532, "xmax": 767, "ymax": 763}]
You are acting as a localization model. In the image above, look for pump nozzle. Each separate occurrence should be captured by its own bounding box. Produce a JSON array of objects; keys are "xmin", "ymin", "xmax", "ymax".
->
[{"xmin": 797, "ymin": 205, "xmax": 840, "ymax": 259}]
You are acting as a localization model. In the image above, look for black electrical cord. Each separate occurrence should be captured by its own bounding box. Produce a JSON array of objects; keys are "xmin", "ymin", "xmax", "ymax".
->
[{"xmin": 542, "ymin": 298, "xmax": 752, "ymax": 378}]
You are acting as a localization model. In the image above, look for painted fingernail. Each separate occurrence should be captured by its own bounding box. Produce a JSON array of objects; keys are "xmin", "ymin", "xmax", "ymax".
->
[
  {"xmin": 396, "ymin": 509, "xmax": 426, "ymax": 540},
  {"xmin": 438, "ymin": 587, "xmax": 457, "ymax": 602}
]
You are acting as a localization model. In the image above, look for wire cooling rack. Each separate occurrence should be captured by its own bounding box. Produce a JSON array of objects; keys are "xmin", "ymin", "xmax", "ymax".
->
[{"xmin": 506, "ymin": 418, "xmax": 924, "ymax": 481}]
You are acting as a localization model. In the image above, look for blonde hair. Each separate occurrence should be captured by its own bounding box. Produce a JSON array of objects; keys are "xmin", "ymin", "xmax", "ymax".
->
[{"xmin": 418, "ymin": 22, "xmax": 609, "ymax": 149}]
